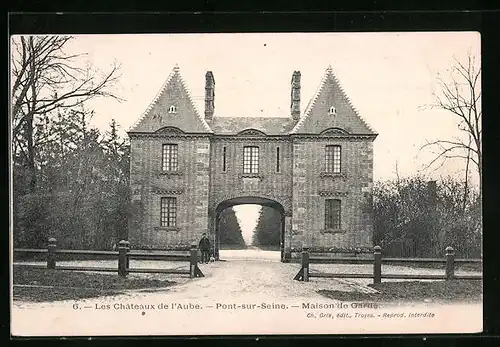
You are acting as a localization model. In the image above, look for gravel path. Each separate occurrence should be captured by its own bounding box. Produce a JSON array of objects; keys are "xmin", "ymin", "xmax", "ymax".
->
[
  {"xmin": 11, "ymin": 250, "xmax": 482, "ymax": 336},
  {"xmin": 12, "ymin": 256, "xmax": 356, "ymax": 306},
  {"xmin": 13, "ymin": 249, "xmax": 482, "ymax": 306}
]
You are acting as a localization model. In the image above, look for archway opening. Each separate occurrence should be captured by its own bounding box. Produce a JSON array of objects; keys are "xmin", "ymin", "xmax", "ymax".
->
[{"xmin": 214, "ymin": 197, "xmax": 286, "ymax": 262}]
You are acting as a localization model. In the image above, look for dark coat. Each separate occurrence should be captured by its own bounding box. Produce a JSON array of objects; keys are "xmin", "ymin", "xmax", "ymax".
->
[{"xmin": 199, "ymin": 236, "xmax": 211, "ymax": 251}]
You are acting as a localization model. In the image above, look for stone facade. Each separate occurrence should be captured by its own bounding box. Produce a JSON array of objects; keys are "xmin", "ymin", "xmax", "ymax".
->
[
  {"xmin": 129, "ymin": 135, "xmax": 211, "ymax": 249},
  {"xmin": 291, "ymin": 138, "xmax": 374, "ymax": 251},
  {"xmin": 128, "ymin": 65, "xmax": 377, "ymax": 259}
]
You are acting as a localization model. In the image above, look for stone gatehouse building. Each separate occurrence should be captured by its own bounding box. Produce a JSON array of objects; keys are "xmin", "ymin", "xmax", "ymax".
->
[{"xmin": 127, "ymin": 66, "xmax": 377, "ymax": 261}]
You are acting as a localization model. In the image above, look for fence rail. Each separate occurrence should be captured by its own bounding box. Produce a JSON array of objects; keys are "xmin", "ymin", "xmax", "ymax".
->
[
  {"xmin": 13, "ymin": 238, "xmax": 204, "ymax": 279},
  {"xmin": 14, "ymin": 248, "xmax": 48, "ymax": 254},
  {"xmin": 54, "ymin": 266, "xmax": 118, "ymax": 273},
  {"xmin": 55, "ymin": 249, "xmax": 119, "ymax": 257},
  {"xmin": 308, "ymin": 257, "xmax": 374, "ymax": 265},
  {"xmin": 382, "ymin": 257, "xmax": 445, "ymax": 263},
  {"xmin": 128, "ymin": 252, "xmax": 189, "ymax": 262},
  {"xmin": 294, "ymin": 245, "xmax": 482, "ymax": 284}
]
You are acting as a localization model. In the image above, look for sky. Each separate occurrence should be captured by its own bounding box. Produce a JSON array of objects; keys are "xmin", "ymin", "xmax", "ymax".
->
[{"xmin": 32, "ymin": 32, "xmax": 481, "ymax": 242}]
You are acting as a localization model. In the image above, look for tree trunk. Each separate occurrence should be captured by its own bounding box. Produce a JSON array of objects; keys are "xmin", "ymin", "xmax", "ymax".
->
[
  {"xmin": 463, "ymin": 137, "xmax": 471, "ymax": 212},
  {"xmin": 26, "ymin": 39, "xmax": 37, "ymax": 193},
  {"xmin": 26, "ymin": 114, "xmax": 36, "ymax": 193},
  {"xmin": 478, "ymin": 156, "xmax": 482, "ymax": 208}
]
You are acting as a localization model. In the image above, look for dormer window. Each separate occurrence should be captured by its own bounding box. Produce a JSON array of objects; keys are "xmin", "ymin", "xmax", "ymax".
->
[
  {"xmin": 329, "ymin": 106, "xmax": 336, "ymax": 115},
  {"xmin": 168, "ymin": 105, "xmax": 177, "ymax": 113}
]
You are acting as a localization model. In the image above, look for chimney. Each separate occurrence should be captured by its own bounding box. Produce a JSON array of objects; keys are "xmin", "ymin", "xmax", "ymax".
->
[
  {"xmin": 205, "ymin": 71, "xmax": 215, "ymax": 121},
  {"xmin": 291, "ymin": 71, "xmax": 301, "ymax": 121}
]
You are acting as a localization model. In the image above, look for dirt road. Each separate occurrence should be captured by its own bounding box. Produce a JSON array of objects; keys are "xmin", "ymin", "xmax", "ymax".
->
[
  {"xmin": 169, "ymin": 250, "xmax": 356, "ymax": 302},
  {"xmin": 11, "ymin": 250, "xmax": 482, "ymax": 336}
]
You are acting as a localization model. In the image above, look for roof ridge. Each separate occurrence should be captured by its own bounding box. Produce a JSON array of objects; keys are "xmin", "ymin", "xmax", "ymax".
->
[{"xmin": 128, "ymin": 68, "xmax": 177, "ymax": 132}]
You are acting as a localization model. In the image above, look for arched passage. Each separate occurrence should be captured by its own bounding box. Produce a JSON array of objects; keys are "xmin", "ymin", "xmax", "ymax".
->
[{"xmin": 213, "ymin": 196, "xmax": 286, "ymax": 261}]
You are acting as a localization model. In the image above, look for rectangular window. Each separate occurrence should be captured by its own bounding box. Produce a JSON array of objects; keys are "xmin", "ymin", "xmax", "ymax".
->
[
  {"xmin": 223, "ymin": 147, "xmax": 227, "ymax": 172},
  {"xmin": 160, "ymin": 197, "xmax": 177, "ymax": 227},
  {"xmin": 325, "ymin": 199, "xmax": 341, "ymax": 230},
  {"xmin": 276, "ymin": 147, "xmax": 280, "ymax": 172},
  {"xmin": 243, "ymin": 146, "xmax": 259, "ymax": 174},
  {"xmin": 162, "ymin": 144, "xmax": 178, "ymax": 171},
  {"xmin": 325, "ymin": 145, "xmax": 341, "ymax": 173}
]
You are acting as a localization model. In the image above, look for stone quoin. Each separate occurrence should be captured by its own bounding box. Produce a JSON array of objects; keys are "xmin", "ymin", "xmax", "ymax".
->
[{"xmin": 127, "ymin": 65, "xmax": 378, "ymax": 262}]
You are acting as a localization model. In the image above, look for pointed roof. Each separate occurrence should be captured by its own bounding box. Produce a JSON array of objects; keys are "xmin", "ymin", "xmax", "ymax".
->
[
  {"xmin": 128, "ymin": 66, "xmax": 213, "ymax": 133},
  {"xmin": 290, "ymin": 66, "xmax": 376, "ymax": 135}
]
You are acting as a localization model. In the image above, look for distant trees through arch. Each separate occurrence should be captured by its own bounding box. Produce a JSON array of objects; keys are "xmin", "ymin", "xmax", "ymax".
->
[
  {"xmin": 217, "ymin": 205, "xmax": 282, "ymax": 251},
  {"xmin": 252, "ymin": 206, "xmax": 282, "ymax": 250},
  {"xmin": 218, "ymin": 207, "xmax": 246, "ymax": 249}
]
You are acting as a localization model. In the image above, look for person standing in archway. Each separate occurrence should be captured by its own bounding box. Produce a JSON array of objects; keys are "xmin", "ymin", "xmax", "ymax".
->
[{"xmin": 199, "ymin": 233, "xmax": 211, "ymax": 264}]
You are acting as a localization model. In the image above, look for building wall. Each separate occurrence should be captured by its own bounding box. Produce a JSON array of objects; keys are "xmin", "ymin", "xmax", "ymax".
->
[
  {"xmin": 291, "ymin": 137, "xmax": 374, "ymax": 252},
  {"xmin": 128, "ymin": 135, "xmax": 210, "ymax": 250},
  {"xmin": 128, "ymin": 134, "xmax": 374, "ymax": 254},
  {"xmin": 209, "ymin": 138, "xmax": 293, "ymax": 213}
]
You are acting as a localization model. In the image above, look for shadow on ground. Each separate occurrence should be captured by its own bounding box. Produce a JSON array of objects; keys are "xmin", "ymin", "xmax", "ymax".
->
[
  {"xmin": 13, "ymin": 267, "xmax": 177, "ymax": 302},
  {"xmin": 318, "ymin": 280, "xmax": 483, "ymax": 304}
]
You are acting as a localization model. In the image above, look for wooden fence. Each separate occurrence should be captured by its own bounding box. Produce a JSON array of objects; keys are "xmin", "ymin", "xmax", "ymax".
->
[
  {"xmin": 293, "ymin": 245, "xmax": 482, "ymax": 283},
  {"xmin": 378, "ymin": 238, "xmax": 482, "ymax": 259},
  {"xmin": 14, "ymin": 238, "xmax": 204, "ymax": 278}
]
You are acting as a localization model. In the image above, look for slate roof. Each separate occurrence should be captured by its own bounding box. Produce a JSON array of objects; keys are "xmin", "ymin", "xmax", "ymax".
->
[
  {"xmin": 290, "ymin": 66, "xmax": 376, "ymax": 135},
  {"xmin": 128, "ymin": 66, "xmax": 212, "ymax": 134},
  {"xmin": 209, "ymin": 116, "xmax": 296, "ymax": 135},
  {"xmin": 128, "ymin": 65, "xmax": 376, "ymax": 137}
]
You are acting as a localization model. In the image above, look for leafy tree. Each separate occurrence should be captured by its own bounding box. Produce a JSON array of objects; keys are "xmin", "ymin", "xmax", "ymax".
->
[
  {"xmin": 11, "ymin": 35, "xmax": 121, "ymax": 193},
  {"xmin": 218, "ymin": 208, "xmax": 246, "ymax": 248},
  {"xmin": 98, "ymin": 119, "xmax": 131, "ymax": 246},
  {"xmin": 11, "ymin": 35, "xmax": 127, "ymax": 250},
  {"xmin": 373, "ymin": 176, "xmax": 481, "ymax": 258},
  {"xmin": 14, "ymin": 110, "xmax": 131, "ymax": 250},
  {"xmin": 252, "ymin": 206, "xmax": 281, "ymax": 249}
]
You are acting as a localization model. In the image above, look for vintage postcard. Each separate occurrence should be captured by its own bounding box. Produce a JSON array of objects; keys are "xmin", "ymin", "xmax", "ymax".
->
[{"xmin": 10, "ymin": 32, "xmax": 482, "ymax": 336}]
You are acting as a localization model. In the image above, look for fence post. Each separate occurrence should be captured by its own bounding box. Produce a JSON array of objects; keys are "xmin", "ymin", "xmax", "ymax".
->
[
  {"xmin": 190, "ymin": 243, "xmax": 198, "ymax": 279},
  {"xmin": 373, "ymin": 245, "xmax": 382, "ymax": 284},
  {"xmin": 302, "ymin": 246, "xmax": 310, "ymax": 282},
  {"xmin": 124, "ymin": 240, "xmax": 130, "ymax": 275},
  {"xmin": 47, "ymin": 237, "xmax": 57, "ymax": 269},
  {"xmin": 118, "ymin": 240, "xmax": 128, "ymax": 277},
  {"xmin": 445, "ymin": 246, "xmax": 455, "ymax": 281}
]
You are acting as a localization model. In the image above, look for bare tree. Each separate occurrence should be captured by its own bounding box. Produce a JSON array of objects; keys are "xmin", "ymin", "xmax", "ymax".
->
[
  {"xmin": 10, "ymin": 35, "xmax": 122, "ymax": 193},
  {"xmin": 421, "ymin": 53, "xmax": 481, "ymax": 202}
]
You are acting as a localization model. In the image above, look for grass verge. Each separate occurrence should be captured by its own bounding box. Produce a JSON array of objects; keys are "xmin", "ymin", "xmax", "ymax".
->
[
  {"xmin": 318, "ymin": 280, "xmax": 482, "ymax": 304},
  {"xmin": 13, "ymin": 267, "xmax": 177, "ymax": 302}
]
